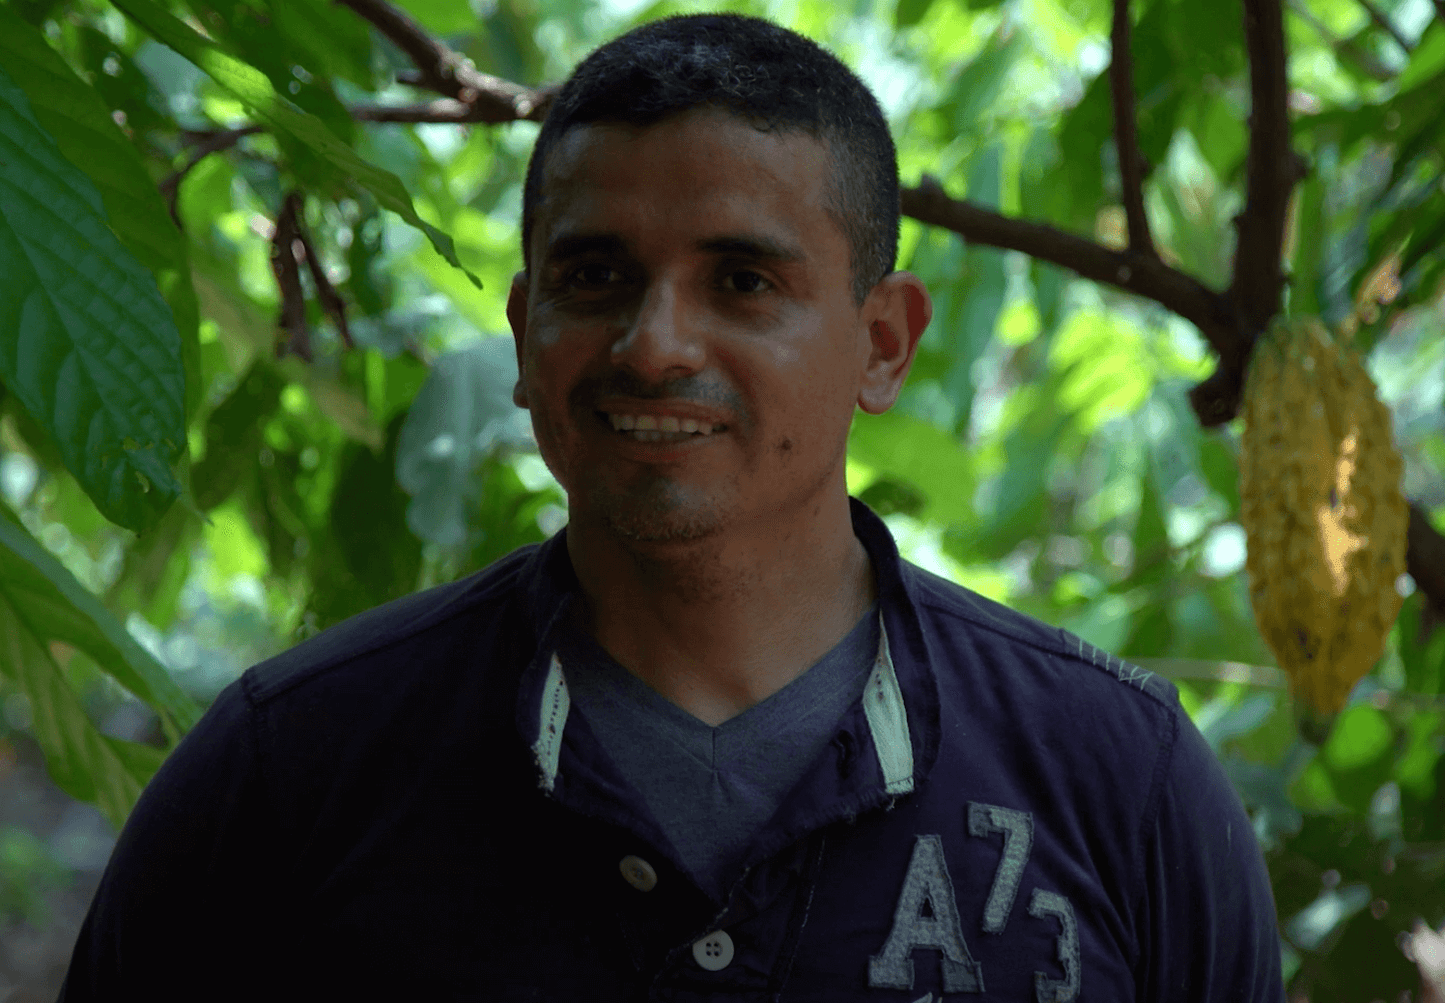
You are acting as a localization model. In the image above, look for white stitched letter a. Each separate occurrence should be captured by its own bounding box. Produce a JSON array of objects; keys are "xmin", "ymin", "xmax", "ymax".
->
[{"xmin": 868, "ymin": 834, "xmax": 983, "ymax": 993}]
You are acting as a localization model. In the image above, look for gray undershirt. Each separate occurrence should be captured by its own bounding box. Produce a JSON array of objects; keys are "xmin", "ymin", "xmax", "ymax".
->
[{"xmin": 557, "ymin": 608, "xmax": 880, "ymax": 900}]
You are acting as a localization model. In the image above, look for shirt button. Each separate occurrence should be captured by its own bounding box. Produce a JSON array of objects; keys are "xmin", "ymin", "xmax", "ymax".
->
[
  {"xmin": 619, "ymin": 855, "xmax": 658, "ymax": 892},
  {"xmin": 691, "ymin": 930, "xmax": 735, "ymax": 971}
]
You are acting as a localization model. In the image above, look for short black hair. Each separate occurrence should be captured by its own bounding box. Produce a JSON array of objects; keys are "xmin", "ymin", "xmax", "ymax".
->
[{"xmin": 521, "ymin": 13, "xmax": 899, "ymax": 306}]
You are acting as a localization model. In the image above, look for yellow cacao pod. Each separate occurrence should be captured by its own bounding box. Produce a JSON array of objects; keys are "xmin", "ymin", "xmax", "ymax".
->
[{"xmin": 1239, "ymin": 315, "xmax": 1408, "ymax": 719}]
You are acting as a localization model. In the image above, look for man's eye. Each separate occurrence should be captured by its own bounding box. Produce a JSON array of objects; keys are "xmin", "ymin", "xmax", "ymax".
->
[
  {"xmin": 569, "ymin": 263, "xmax": 625, "ymax": 287},
  {"xmin": 722, "ymin": 270, "xmax": 770, "ymax": 294}
]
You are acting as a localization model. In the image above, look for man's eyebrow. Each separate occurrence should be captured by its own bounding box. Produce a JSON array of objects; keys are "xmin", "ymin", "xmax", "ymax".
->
[
  {"xmin": 543, "ymin": 232, "xmax": 629, "ymax": 263},
  {"xmin": 697, "ymin": 234, "xmax": 806, "ymax": 263}
]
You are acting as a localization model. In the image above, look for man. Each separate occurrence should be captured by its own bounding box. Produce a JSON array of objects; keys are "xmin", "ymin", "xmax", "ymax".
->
[{"xmin": 61, "ymin": 14, "xmax": 1284, "ymax": 1002}]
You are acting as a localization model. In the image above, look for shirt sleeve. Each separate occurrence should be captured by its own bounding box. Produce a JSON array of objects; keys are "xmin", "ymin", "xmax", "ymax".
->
[
  {"xmin": 58, "ymin": 677, "xmax": 274, "ymax": 1002},
  {"xmin": 1134, "ymin": 702, "xmax": 1287, "ymax": 1002}
]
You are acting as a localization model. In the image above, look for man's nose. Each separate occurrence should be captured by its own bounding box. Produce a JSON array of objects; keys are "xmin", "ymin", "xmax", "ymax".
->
[{"xmin": 610, "ymin": 279, "xmax": 705, "ymax": 381}]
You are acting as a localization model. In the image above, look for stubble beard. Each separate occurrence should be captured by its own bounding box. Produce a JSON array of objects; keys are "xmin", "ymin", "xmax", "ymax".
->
[{"xmin": 590, "ymin": 473, "xmax": 731, "ymax": 543}]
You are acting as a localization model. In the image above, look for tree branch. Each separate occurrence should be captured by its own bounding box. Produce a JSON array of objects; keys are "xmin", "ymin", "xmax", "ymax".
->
[
  {"xmin": 900, "ymin": 177, "xmax": 1236, "ymax": 345},
  {"xmin": 351, "ymin": 94, "xmax": 555, "ymax": 125},
  {"xmin": 335, "ymin": 0, "xmax": 553, "ymax": 121},
  {"xmin": 1358, "ymin": 0, "xmax": 1413, "ymax": 52},
  {"xmin": 291, "ymin": 207, "xmax": 353, "ymax": 349},
  {"xmin": 271, "ymin": 193, "xmax": 312, "ymax": 362},
  {"xmin": 1223, "ymin": 0, "xmax": 1307, "ymax": 419},
  {"xmin": 159, "ymin": 126, "xmax": 264, "ymax": 228},
  {"xmin": 1109, "ymin": 0, "xmax": 1156, "ymax": 258},
  {"xmin": 1435, "ymin": 0, "xmax": 1445, "ymax": 24}
]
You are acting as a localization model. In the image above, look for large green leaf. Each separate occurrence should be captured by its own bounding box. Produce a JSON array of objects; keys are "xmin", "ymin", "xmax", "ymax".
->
[
  {"xmin": 308, "ymin": 413, "xmax": 423, "ymax": 630},
  {"xmin": 1287, "ymin": 174, "xmax": 1328, "ymax": 319},
  {"xmin": 0, "ymin": 64, "xmax": 185, "ymax": 534},
  {"xmin": 396, "ymin": 340, "xmax": 534, "ymax": 547},
  {"xmin": 191, "ymin": 362, "xmax": 287, "ymax": 511},
  {"xmin": 1395, "ymin": 20, "xmax": 1445, "ymax": 94},
  {"xmin": 0, "ymin": 4, "xmax": 201, "ymax": 423},
  {"xmin": 0, "ymin": 507, "xmax": 202, "ymax": 829},
  {"xmin": 109, "ymin": 0, "xmax": 480, "ymax": 288},
  {"xmin": 395, "ymin": 0, "xmax": 479, "ymax": 36},
  {"xmin": 946, "ymin": 30, "xmax": 1025, "ymax": 133},
  {"xmin": 264, "ymin": 0, "xmax": 375, "ymax": 90},
  {"xmin": 894, "ymin": 0, "xmax": 934, "ymax": 29}
]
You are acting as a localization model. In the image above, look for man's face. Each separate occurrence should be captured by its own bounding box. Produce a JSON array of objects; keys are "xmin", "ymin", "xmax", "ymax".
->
[{"xmin": 510, "ymin": 106, "xmax": 877, "ymax": 544}]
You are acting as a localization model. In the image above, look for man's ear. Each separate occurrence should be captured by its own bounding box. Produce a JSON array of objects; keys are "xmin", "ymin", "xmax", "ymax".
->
[
  {"xmin": 858, "ymin": 271, "xmax": 931, "ymax": 415},
  {"xmin": 507, "ymin": 270, "xmax": 530, "ymax": 409}
]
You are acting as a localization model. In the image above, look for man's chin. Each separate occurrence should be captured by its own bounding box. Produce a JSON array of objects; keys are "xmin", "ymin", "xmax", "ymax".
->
[
  {"xmin": 589, "ymin": 486, "xmax": 726, "ymax": 544},
  {"xmin": 601, "ymin": 508, "xmax": 723, "ymax": 544}
]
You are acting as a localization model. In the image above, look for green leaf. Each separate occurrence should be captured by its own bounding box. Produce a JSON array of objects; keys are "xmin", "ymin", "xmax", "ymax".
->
[
  {"xmin": 1398, "ymin": 197, "xmax": 1445, "ymax": 278},
  {"xmin": 1120, "ymin": 602, "xmax": 1174, "ymax": 658},
  {"xmin": 0, "ymin": 506, "xmax": 201, "ymax": 735},
  {"xmin": 848, "ymin": 411, "xmax": 976, "ymax": 527},
  {"xmin": 396, "ymin": 340, "xmax": 534, "ymax": 548},
  {"xmin": 192, "ymin": 362, "xmax": 287, "ymax": 511},
  {"xmin": 265, "ymin": 0, "xmax": 375, "ymax": 89},
  {"xmin": 1054, "ymin": 70, "xmax": 1110, "ymax": 228},
  {"xmin": 930, "ymin": 148, "xmax": 1009, "ymax": 433},
  {"xmin": 1397, "ymin": 592, "xmax": 1445, "ymax": 696},
  {"xmin": 1187, "ymin": 93, "xmax": 1248, "ymax": 181},
  {"xmin": 0, "ymin": 824, "xmax": 71, "ymax": 927},
  {"xmin": 395, "ymin": 0, "xmax": 479, "ymax": 36},
  {"xmin": 0, "ymin": 507, "xmax": 200, "ymax": 829},
  {"xmin": 109, "ymin": 0, "xmax": 481, "ymax": 289},
  {"xmin": 1287, "ymin": 174, "xmax": 1327, "ymax": 319},
  {"xmin": 0, "ymin": 64, "xmax": 185, "ymax": 534},
  {"xmin": 1132, "ymin": 464, "xmax": 1169, "ymax": 577},
  {"xmin": 948, "ymin": 31, "xmax": 1026, "ymax": 135},
  {"xmin": 465, "ymin": 455, "xmax": 554, "ymax": 573},
  {"xmin": 963, "ymin": 394, "xmax": 1070, "ymax": 561},
  {"xmin": 1322, "ymin": 704, "xmax": 1397, "ymax": 813},
  {"xmin": 307, "ymin": 414, "xmax": 422, "ymax": 630},
  {"xmin": 0, "ymin": 5, "xmax": 201, "ymax": 424},
  {"xmin": 1196, "ymin": 433, "xmax": 1241, "ymax": 515},
  {"xmin": 894, "ymin": 0, "xmax": 933, "ymax": 29},
  {"xmin": 73, "ymin": 24, "xmax": 170, "ymax": 141},
  {"xmin": 1395, "ymin": 20, "xmax": 1445, "ymax": 94}
]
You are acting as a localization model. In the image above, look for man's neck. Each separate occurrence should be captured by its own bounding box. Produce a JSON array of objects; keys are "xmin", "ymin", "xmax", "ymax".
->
[{"xmin": 565, "ymin": 493, "xmax": 876, "ymax": 727}]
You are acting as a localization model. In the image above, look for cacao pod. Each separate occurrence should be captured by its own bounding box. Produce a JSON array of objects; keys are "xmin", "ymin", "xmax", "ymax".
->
[{"xmin": 1239, "ymin": 315, "xmax": 1408, "ymax": 727}]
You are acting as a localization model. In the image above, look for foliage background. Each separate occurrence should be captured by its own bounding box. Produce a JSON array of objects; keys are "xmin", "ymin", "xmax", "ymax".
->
[{"xmin": 0, "ymin": 0, "xmax": 1443, "ymax": 997}]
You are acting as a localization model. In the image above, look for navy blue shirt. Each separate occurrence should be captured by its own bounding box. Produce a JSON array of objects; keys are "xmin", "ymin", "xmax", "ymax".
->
[{"xmin": 60, "ymin": 499, "xmax": 1285, "ymax": 1002}]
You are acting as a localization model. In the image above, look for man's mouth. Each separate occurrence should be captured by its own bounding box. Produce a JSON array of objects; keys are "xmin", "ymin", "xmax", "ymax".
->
[{"xmin": 603, "ymin": 413, "xmax": 727, "ymax": 443}]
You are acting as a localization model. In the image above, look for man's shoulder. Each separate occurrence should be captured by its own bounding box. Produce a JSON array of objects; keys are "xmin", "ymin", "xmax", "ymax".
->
[
  {"xmin": 899, "ymin": 558, "xmax": 1179, "ymax": 712},
  {"xmin": 242, "ymin": 543, "xmax": 543, "ymax": 705}
]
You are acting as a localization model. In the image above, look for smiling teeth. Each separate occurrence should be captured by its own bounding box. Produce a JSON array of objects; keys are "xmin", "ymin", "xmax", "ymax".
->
[{"xmin": 608, "ymin": 414, "xmax": 724, "ymax": 438}]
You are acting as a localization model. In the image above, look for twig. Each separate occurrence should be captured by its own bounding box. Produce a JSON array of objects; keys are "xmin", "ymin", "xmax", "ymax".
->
[
  {"xmin": 335, "ymin": 0, "xmax": 552, "ymax": 121},
  {"xmin": 271, "ymin": 193, "xmax": 312, "ymax": 362},
  {"xmin": 291, "ymin": 205, "xmax": 353, "ymax": 349},
  {"xmin": 351, "ymin": 93, "xmax": 556, "ymax": 125},
  {"xmin": 158, "ymin": 126, "xmax": 264, "ymax": 228},
  {"xmin": 1109, "ymin": 0, "xmax": 1156, "ymax": 258},
  {"xmin": 1358, "ymin": 0, "xmax": 1413, "ymax": 52},
  {"xmin": 900, "ymin": 177, "xmax": 1237, "ymax": 359}
]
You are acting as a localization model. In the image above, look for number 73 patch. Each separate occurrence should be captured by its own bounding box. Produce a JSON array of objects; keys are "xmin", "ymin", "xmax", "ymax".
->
[{"xmin": 867, "ymin": 803, "xmax": 1080, "ymax": 1003}]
